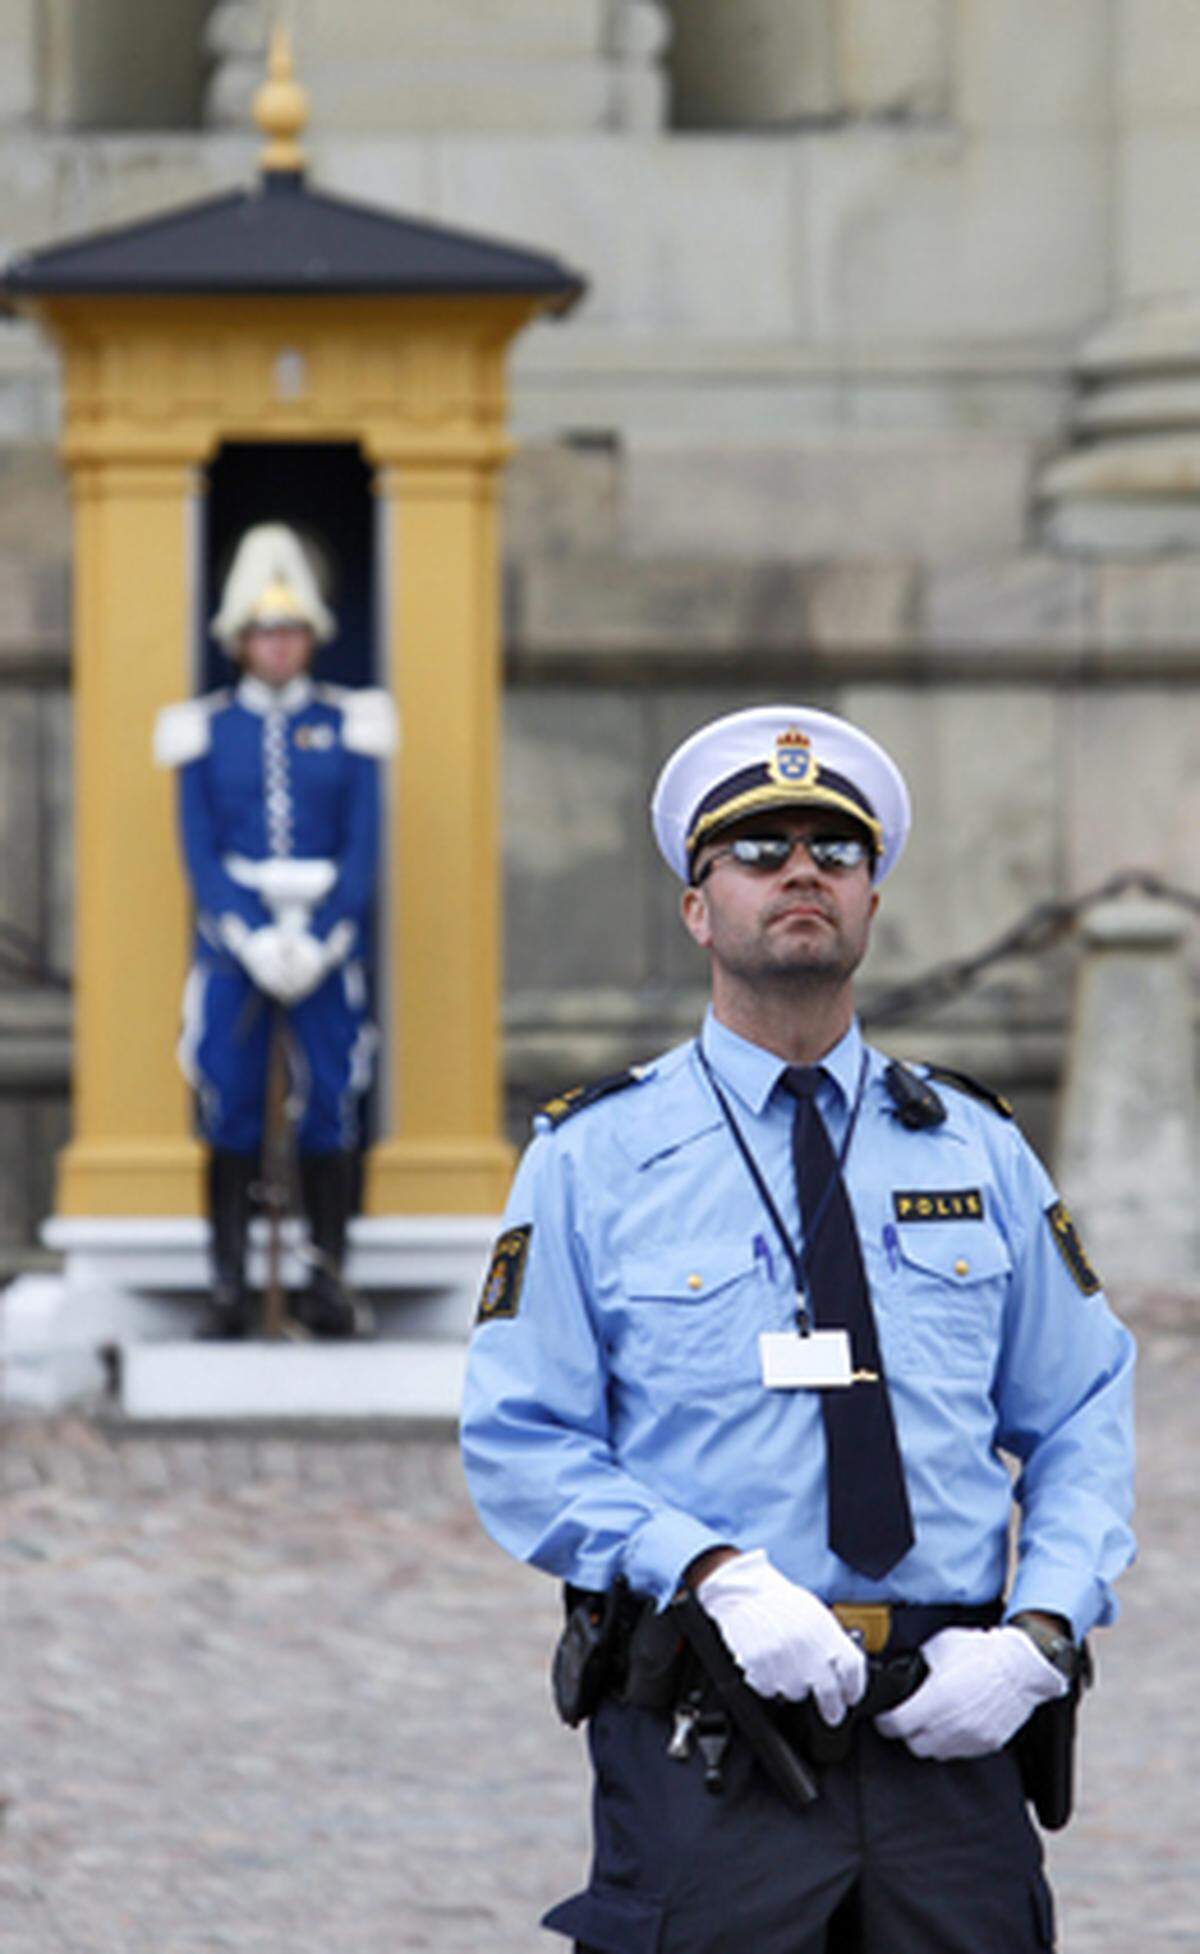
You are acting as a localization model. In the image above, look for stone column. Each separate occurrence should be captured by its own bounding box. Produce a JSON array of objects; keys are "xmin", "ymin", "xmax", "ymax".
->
[
  {"xmin": 664, "ymin": 0, "xmax": 949, "ymax": 129},
  {"xmin": 205, "ymin": 0, "xmax": 669, "ymax": 134},
  {"xmin": 1040, "ymin": 0, "xmax": 1200, "ymax": 551},
  {"xmin": 1056, "ymin": 899, "xmax": 1200, "ymax": 1297},
  {"xmin": 0, "ymin": 0, "xmax": 37, "ymax": 125},
  {"xmin": 40, "ymin": 0, "xmax": 209, "ymax": 129}
]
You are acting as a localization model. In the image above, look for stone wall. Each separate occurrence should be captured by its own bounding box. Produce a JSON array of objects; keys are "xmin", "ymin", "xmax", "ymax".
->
[
  {"xmin": 499, "ymin": 441, "xmax": 1200, "ymax": 1163},
  {"xmin": 1, "ymin": 0, "xmax": 1199, "ymax": 1249},
  {"xmin": 6, "ymin": 424, "xmax": 1200, "ymax": 1249}
]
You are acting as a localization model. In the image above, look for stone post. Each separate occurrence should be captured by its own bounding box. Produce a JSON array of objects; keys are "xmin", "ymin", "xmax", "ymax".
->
[{"xmin": 1056, "ymin": 898, "xmax": 1200, "ymax": 1298}]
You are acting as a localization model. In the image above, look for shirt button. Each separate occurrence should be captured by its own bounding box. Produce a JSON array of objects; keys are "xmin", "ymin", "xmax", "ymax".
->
[
  {"xmin": 687, "ymin": 1274, "xmax": 703, "ymax": 1291},
  {"xmin": 954, "ymin": 1258, "xmax": 970, "ymax": 1277}
]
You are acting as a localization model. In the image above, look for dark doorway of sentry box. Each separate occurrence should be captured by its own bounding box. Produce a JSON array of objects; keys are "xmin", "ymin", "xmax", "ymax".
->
[
  {"xmin": 197, "ymin": 440, "xmax": 384, "ymax": 1158},
  {"xmin": 197, "ymin": 441, "xmax": 377, "ymax": 694}
]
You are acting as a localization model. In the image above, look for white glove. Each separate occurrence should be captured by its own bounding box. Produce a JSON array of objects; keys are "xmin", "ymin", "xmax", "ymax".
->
[
  {"xmin": 238, "ymin": 926, "xmax": 295, "ymax": 1001},
  {"xmin": 238, "ymin": 924, "xmax": 349, "ymax": 1004},
  {"xmin": 273, "ymin": 931, "xmax": 329, "ymax": 1003},
  {"xmin": 696, "ymin": 1549, "xmax": 868, "ymax": 1725},
  {"xmin": 875, "ymin": 1625, "xmax": 1068, "ymax": 1761}
]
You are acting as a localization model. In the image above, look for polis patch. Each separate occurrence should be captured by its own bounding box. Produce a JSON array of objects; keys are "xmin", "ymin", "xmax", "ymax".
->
[
  {"xmin": 475, "ymin": 1225, "xmax": 532, "ymax": 1325},
  {"xmin": 1045, "ymin": 1199, "xmax": 1101, "ymax": 1296},
  {"xmin": 893, "ymin": 1188, "xmax": 985, "ymax": 1223}
]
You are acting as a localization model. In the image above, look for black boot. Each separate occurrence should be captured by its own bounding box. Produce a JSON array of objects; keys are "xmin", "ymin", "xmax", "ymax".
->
[
  {"xmin": 291, "ymin": 1151, "xmax": 372, "ymax": 1339},
  {"xmin": 197, "ymin": 1150, "xmax": 258, "ymax": 1339}
]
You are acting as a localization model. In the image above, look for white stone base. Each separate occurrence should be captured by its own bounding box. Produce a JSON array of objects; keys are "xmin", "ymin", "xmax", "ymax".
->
[
  {"xmin": 0, "ymin": 1215, "xmax": 497, "ymax": 1418},
  {"xmin": 118, "ymin": 1340, "xmax": 465, "ymax": 1423}
]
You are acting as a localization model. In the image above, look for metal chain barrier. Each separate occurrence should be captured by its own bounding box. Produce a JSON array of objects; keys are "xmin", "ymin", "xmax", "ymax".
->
[
  {"xmin": 3, "ymin": 872, "xmax": 1199, "ymax": 1016},
  {"xmin": 865, "ymin": 869, "xmax": 1200, "ymax": 1026},
  {"xmin": 0, "ymin": 919, "xmax": 70, "ymax": 989}
]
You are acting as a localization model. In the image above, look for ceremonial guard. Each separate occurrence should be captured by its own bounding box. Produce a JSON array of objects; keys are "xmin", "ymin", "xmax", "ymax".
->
[
  {"xmin": 461, "ymin": 705, "xmax": 1135, "ymax": 1953},
  {"xmin": 154, "ymin": 523, "xmax": 397, "ymax": 1339}
]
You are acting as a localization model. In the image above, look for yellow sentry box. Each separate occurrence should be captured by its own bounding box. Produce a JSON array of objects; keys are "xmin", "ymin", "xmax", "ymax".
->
[{"xmin": 2, "ymin": 35, "xmax": 583, "ymax": 1222}]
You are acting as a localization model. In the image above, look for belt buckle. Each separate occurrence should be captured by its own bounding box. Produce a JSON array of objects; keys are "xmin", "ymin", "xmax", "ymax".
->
[{"xmin": 833, "ymin": 1603, "xmax": 891, "ymax": 1656}]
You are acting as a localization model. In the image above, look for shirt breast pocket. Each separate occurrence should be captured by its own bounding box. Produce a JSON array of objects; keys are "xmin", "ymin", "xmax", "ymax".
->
[
  {"xmin": 617, "ymin": 1239, "xmax": 766, "ymax": 1399},
  {"xmin": 893, "ymin": 1226, "xmax": 1011, "ymax": 1379}
]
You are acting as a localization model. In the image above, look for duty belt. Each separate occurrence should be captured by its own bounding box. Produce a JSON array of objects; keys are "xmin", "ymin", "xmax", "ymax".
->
[{"xmin": 831, "ymin": 1599, "xmax": 1003, "ymax": 1656}]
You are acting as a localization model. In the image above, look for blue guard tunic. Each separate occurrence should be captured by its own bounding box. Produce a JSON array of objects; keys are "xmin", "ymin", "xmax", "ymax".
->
[{"xmin": 155, "ymin": 673, "xmax": 395, "ymax": 1155}]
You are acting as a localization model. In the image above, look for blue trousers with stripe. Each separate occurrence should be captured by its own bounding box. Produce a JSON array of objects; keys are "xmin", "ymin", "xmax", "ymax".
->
[{"xmin": 179, "ymin": 954, "xmax": 374, "ymax": 1155}]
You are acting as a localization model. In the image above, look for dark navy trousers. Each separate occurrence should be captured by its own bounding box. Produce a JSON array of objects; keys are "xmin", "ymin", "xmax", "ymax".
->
[{"xmin": 545, "ymin": 1698, "xmax": 1056, "ymax": 1954}]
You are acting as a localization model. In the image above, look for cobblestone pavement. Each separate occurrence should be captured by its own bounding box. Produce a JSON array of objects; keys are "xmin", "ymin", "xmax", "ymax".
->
[{"xmin": 0, "ymin": 1328, "xmax": 1193, "ymax": 1954}]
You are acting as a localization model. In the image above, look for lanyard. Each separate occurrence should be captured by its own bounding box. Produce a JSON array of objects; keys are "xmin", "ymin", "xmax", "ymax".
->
[{"xmin": 695, "ymin": 1041, "xmax": 870, "ymax": 1337}]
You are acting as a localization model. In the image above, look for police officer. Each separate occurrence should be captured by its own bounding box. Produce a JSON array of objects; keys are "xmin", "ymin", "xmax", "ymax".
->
[
  {"xmin": 461, "ymin": 705, "xmax": 1135, "ymax": 1953},
  {"xmin": 154, "ymin": 523, "xmax": 396, "ymax": 1339}
]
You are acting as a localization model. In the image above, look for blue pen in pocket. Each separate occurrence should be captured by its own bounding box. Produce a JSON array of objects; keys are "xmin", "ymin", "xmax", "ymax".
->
[
  {"xmin": 753, "ymin": 1232, "xmax": 775, "ymax": 1283},
  {"xmin": 882, "ymin": 1221, "xmax": 900, "ymax": 1273}
]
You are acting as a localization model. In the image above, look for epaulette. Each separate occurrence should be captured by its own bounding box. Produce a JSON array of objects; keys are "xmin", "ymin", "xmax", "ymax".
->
[
  {"xmin": 923, "ymin": 1064, "xmax": 1015, "ymax": 1121},
  {"xmin": 151, "ymin": 691, "xmax": 228, "ymax": 770},
  {"xmin": 317, "ymin": 683, "xmax": 399, "ymax": 757},
  {"xmin": 537, "ymin": 1066, "xmax": 650, "ymax": 1129}
]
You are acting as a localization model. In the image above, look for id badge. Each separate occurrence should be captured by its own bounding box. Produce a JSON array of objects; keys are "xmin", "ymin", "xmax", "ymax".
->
[{"xmin": 759, "ymin": 1328, "xmax": 852, "ymax": 1390}]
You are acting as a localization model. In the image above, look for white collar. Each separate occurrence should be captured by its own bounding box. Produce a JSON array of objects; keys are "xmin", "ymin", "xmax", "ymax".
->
[{"xmin": 236, "ymin": 674, "xmax": 313, "ymax": 717}]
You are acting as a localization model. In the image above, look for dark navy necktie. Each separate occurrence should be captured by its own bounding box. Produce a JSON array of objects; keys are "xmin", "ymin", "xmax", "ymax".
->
[{"xmin": 781, "ymin": 1065, "xmax": 915, "ymax": 1579}]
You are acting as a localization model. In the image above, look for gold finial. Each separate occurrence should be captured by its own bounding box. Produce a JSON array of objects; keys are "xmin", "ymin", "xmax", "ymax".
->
[{"xmin": 254, "ymin": 23, "xmax": 309, "ymax": 176}]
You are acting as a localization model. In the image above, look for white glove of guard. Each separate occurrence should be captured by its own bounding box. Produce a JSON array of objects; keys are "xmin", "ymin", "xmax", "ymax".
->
[
  {"xmin": 274, "ymin": 931, "xmax": 329, "ymax": 1004},
  {"xmin": 696, "ymin": 1549, "xmax": 868, "ymax": 1725},
  {"xmin": 238, "ymin": 925, "xmax": 296, "ymax": 1001},
  {"xmin": 875, "ymin": 1625, "xmax": 1068, "ymax": 1761}
]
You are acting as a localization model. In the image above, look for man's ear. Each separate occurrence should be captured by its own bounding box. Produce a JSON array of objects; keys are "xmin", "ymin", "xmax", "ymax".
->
[{"xmin": 681, "ymin": 883, "xmax": 713, "ymax": 950}]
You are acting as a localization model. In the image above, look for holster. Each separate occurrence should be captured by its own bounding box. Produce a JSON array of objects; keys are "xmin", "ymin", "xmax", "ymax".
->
[
  {"xmin": 1012, "ymin": 1641, "xmax": 1093, "ymax": 1831},
  {"xmin": 551, "ymin": 1582, "xmax": 691, "ymax": 1726},
  {"xmin": 776, "ymin": 1649, "xmax": 929, "ymax": 1768}
]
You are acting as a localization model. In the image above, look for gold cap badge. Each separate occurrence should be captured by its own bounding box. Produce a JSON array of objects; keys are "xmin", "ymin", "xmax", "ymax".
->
[{"xmin": 767, "ymin": 726, "xmax": 817, "ymax": 788}]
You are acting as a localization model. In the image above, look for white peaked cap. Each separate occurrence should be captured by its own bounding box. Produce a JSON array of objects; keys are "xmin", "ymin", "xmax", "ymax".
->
[
  {"xmin": 650, "ymin": 704, "xmax": 911, "ymax": 883},
  {"xmin": 210, "ymin": 522, "xmax": 336, "ymax": 648}
]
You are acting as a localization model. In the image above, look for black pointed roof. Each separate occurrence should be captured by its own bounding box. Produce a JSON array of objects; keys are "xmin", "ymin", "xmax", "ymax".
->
[{"xmin": 2, "ymin": 169, "xmax": 585, "ymax": 311}]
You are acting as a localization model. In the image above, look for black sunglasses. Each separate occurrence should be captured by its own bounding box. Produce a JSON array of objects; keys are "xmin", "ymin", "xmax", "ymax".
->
[{"xmin": 693, "ymin": 832, "xmax": 873, "ymax": 885}]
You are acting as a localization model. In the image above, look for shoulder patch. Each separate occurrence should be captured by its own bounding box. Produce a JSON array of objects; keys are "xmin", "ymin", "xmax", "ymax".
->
[
  {"xmin": 923, "ymin": 1064, "xmax": 1015, "ymax": 1121},
  {"xmin": 474, "ymin": 1225, "xmax": 532, "ymax": 1325},
  {"xmin": 1045, "ymin": 1199, "xmax": 1102, "ymax": 1296},
  {"xmin": 538, "ymin": 1066, "xmax": 650, "ymax": 1130},
  {"xmin": 152, "ymin": 693, "xmax": 226, "ymax": 770}
]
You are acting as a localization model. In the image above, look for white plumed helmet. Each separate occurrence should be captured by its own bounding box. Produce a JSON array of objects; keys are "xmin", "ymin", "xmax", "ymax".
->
[{"xmin": 210, "ymin": 522, "xmax": 336, "ymax": 650}]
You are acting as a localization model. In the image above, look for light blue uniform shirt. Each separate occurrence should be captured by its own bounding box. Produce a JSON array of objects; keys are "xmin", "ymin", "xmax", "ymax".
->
[{"xmin": 461, "ymin": 1012, "xmax": 1135, "ymax": 1640}]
